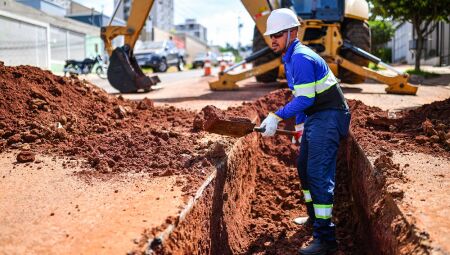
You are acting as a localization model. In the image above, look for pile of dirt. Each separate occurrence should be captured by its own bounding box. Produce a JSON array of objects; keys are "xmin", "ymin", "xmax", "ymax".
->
[
  {"xmin": 195, "ymin": 89, "xmax": 449, "ymax": 254},
  {"xmin": 349, "ymin": 98, "xmax": 450, "ymax": 157},
  {"xmin": 186, "ymin": 90, "xmax": 359, "ymax": 254},
  {"xmin": 194, "ymin": 105, "xmax": 255, "ymax": 137},
  {"xmin": 0, "ymin": 63, "xmax": 220, "ymax": 191}
]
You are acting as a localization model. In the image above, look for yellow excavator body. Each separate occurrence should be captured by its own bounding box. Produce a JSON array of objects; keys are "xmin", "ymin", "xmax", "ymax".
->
[
  {"xmin": 209, "ymin": 0, "xmax": 418, "ymax": 95},
  {"xmin": 101, "ymin": 0, "xmax": 160, "ymax": 93}
]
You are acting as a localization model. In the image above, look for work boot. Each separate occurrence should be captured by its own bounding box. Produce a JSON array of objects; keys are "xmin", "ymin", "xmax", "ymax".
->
[
  {"xmin": 298, "ymin": 238, "xmax": 338, "ymax": 255},
  {"xmin": 293, "ymin": 216, "xmax": 314, "ymax": 227},
  {"xmin": 294, "ymin": 202, "xmax": 315, "ymax": 226}
]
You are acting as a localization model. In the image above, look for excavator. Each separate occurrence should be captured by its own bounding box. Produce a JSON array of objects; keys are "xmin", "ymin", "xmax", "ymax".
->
[
  {"xmin": 209, "ymin": 0, "xmax": 418, "ymax": 95},
  {"xmin": 101, "ymin": 1, "xmax": 160, "ymax": 93},
  {"xmin": 101, "ymin": 0, "xmax": 417, "ymax": 95}
]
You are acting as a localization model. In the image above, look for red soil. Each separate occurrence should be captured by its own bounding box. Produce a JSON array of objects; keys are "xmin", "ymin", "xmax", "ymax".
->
[
  {"xmin": 183, "ymin": 89, "xmax": 449, "ymax": 254},
  {"xmin": 2, "ymin": 62, "xmax": 447, "ymax": 254},
  {"xmin": 0, "ymin": 63, "xmax": 216, "ymax": 192}
]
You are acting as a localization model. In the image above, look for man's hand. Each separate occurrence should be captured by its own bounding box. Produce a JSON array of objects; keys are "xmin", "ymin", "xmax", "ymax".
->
[
  {"xmin": 291, "ymin": 123, "xmax": 304, "ymax": 144},
  {"xmin": 260, "ymin": 113, "xmax": 281, "ymax": 137}
]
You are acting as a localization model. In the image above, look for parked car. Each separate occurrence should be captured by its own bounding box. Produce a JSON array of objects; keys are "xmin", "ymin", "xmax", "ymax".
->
[
  {"xmin": 134, "ymin": 40, "xmax": 185, "ymax": 72},
  {"xmin": 192, "ymin": 52, "xmax": 219, "ymax": 68},
  {"xmin": 218, "ymin": 52, "xmax": 236, "ymax": 64}
]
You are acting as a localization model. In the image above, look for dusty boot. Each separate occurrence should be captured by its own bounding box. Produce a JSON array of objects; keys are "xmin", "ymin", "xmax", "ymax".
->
[
  {"xmin": 294, "ymin": 202, "xmax": 315, "ymax": 226},
  {"xmin": 293, "ymin": 216, "xmax": 314, "ymax": 226},
  {"xmin": 298, "ymin": 238, "xmax": 337, "ymax": 255}
]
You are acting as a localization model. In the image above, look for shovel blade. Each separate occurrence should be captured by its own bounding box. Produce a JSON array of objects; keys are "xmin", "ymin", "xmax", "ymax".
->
[{"xmin": 204, "ymin": 118, "xmax": 256, "ymax": 137}]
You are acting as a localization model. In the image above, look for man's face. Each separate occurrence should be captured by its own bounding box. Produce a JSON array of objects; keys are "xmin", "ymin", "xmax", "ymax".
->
[{"xmin": 269, "ymin": 30, "xmax": 287, "ymax": 53}]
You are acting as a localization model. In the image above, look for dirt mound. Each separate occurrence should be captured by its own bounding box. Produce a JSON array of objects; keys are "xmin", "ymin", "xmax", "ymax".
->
[
  {"xmin": 202, "ymin": 90, "xmax": 360, "ymax": 254},
  {"xmin": 194, "ymin": 90, "xmax": 297, "ymax": 164},
  {"xmin": 210, "ymin": 89, "xmax": 449, "ymax": 254},
  {"xmin": 349, "ymin": 98, "xmax": 450, "ymax": 156},
  {"xmin": 0, "ymin": 63, "xmax": 217, "ymax": 189},
  {"xmin": 194, "ymin": 105, "xmax": 254, "ymax": 132}
]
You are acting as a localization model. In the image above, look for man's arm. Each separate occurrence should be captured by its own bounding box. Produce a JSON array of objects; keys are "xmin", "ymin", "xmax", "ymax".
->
[{"xmin": 274, "ymin": 54, "xmax": 316, "ymax": 121}]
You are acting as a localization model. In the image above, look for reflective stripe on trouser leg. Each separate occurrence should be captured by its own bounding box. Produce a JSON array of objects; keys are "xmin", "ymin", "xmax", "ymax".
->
[
  {"xmin": 313, "ymin": 204, "xmax": 332, "ymax": 219},
  {"xmin": 304, "ymin": 110, "xmax": 345, "ymax": 242},
  {"xmin": 303, "ymin": 190, "xmax": 312, "ymax": 202},
  {"xmin": 297, "ymin": 134, "xmax": 315, "ymax": 219}
]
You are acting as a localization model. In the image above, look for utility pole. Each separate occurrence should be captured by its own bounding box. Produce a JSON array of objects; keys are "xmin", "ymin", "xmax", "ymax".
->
[{"xmin": 237, "ymin": 16, "xmax": 243, "ymax": 50}]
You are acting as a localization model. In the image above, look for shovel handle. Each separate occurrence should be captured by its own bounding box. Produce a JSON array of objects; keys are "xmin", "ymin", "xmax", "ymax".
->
[{"xmin": 254, "ymin": 127, "xmax": 299, "ymax": 136}]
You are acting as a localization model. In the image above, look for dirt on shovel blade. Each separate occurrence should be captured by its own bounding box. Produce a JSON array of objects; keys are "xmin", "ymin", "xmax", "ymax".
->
[{"xmin": 194, "ymin": 105, "xmax": 257, "ymax": 137}]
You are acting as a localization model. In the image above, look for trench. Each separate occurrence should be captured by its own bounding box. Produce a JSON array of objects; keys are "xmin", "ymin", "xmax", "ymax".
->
[{"xmin": 144, "ymin": 129, "xmax": 425, "ymax": 255}]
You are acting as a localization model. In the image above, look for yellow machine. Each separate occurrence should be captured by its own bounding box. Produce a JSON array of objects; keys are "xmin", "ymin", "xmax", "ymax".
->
[
  {"xmin": 209, "ymin": 0, "xmax": 418, "ymax": 95},
  {"xmin": 101, "ymin": 0, "xmax": 160, "ymax": 93}
]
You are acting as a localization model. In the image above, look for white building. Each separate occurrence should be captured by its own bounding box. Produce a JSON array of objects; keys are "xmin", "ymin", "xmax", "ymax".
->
[
  {"xmin": 392, "ymin": 21, "xmax": 450, "ymax": 66},
  {"xmin": 175, "ymin": 19, "xmax": 208, "ymax": 43},
  {"xmin": 113, "ymin": 0, "xmax": 174, "ymax": 41},
  {"xmin": 0, "ymin": 0, "xmax": 101, "ymax": 72}
]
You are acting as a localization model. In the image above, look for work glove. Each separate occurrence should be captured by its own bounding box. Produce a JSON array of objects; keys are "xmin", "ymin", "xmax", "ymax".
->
[
  {"xmin": 260, "ymin": 112, "xmax": 281, "ymax": 137},
  {"xmin": 292, "ymin": 123, "xmax": 304, "ymax": 144}
]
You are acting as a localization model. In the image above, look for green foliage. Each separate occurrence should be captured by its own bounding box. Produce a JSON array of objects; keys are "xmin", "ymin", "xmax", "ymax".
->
[
  {"xmin": 368, "ymin": 0, "xmax": 450, "ymax": 24},
  {"xmin": 368, "ymin": 62, "xmax": 383, "ymax": 70},
  {"xmin": 405, "ymin": 69, "xmax": 440, "ymax": 78},
  {"xmin": 368, "ymin": 20, "xmax": 394, "ymax": 62},
  {"xmin": 220, "ymin": 43, "xmax": 242, "ymax": 60},
  {"xmin": 368, "ymin": 20, "xmax": 395, "ymax": 49},
  {"xmin": 368, "ymin": 0, "xmax": 450, "ymax": 70},
  {"xmin": 373, "ymin": 47, "xmax": 392, "ymax": 63},
  {"xmin": 141, "ymin": 67, "xmax": 154, "ymax": 74}
]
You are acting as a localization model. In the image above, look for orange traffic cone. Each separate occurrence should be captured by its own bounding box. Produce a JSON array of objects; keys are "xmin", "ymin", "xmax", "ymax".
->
[
  {"xmin": 203, "ymin": 59, "xmax": 212, "ymax": 76},
  {"xmin": 219, "ymin": 61, "xmax": 226, "ymax": 73}
]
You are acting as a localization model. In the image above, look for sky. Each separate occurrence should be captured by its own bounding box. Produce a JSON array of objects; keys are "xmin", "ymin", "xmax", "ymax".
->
[{"xmin": 74, "ymin": 0, "xmax": 255, "ymax": 47}]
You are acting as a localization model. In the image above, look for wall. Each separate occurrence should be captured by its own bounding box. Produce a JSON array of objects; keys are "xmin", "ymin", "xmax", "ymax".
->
[
  {"xmin": 392, "ymin": 21, "xmax": 450, "ymax": 66},
  {"xmin": 0, "ymin": 10, "xmax": 50, "ymax": 69},
  {"xmin": 392, "ymin": 22, "xmax": 413, "ymax": 64},
  {"xmin": 175, "ymin": 33, "xmax": 209, "ymax": 65},
  {"xmin": 152, "ymin": 27, "xmax": 172, "ymax": 42},
  {"xmin": 0, "ymin": 0, "xmax": 104, "ymax": 73}
]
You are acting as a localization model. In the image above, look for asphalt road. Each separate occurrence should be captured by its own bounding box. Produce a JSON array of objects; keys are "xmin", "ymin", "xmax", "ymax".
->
[{"xmin": 85, "ymin": 67, "xmax": 219, "ymax": 94}]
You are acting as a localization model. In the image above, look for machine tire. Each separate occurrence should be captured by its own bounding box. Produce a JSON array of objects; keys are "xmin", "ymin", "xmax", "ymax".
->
[
  {"xmin": 156, "ymin": 58, "xmax": 168, "ymax": 72},
  {"xmin": 252, "ymin": 26, "xmax": 279, "ymax": 83},
  {"xmin": 96, "ymin": 66, "xmax": 107, "ymax": 79},
  {"xmin": 339, "ymin": 19, "xmax": 371, "ymax": 84}
]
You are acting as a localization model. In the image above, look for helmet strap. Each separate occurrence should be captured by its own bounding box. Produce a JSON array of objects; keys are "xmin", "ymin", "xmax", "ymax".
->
[{"xmin": 285, "ymin": 28, "xmax": 291, "ymax": 51}]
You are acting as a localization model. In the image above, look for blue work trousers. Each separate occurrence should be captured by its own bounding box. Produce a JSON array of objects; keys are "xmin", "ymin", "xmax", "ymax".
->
[{"xmin": 297, "ymin": 109, "xmax": 351, "ymax": 241}]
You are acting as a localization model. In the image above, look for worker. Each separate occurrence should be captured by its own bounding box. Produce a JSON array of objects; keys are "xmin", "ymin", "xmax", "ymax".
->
[{"xmin": 259, "ymin": 8, "xmax": 351, "ymax": 255}]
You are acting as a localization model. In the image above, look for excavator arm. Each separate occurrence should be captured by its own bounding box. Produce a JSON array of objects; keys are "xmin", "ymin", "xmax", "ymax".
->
[
  {"xmin": 101, "ymin": 0, "xmax": 160, "ymax": 93},
  {"xmin": 209, "ymin": 0, "xmax": 418, "ymax": 95}
]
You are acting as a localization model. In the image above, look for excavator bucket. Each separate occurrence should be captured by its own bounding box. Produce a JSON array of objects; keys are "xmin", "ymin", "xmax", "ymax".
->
[{"xmin": 107, "ymin": 46, "xmax": 160, "ymax": 93}]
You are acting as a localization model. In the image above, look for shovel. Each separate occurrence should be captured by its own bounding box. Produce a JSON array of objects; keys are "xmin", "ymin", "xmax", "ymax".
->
[{"xmin": 204, "ymin": 117, "xmax": 300, "ymax": 138}]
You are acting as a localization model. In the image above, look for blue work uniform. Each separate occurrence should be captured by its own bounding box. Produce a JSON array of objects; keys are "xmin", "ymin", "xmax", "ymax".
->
[{"xmin": 273, "ymin": 39, "xmax": 351, "ymax": 242}]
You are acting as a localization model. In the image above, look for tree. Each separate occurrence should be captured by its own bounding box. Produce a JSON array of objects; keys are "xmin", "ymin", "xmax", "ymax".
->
[
  {"xmin": 368, "ymin": 20, "xmax": 395, "ymax": 62},
  {"xmin": 369, "ymin": 0, "xmax": 450, "ymax": 71}
]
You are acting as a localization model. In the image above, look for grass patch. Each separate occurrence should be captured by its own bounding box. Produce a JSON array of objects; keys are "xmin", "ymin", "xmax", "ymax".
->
[
  {"xmin": 405, "ymin": 69, "xmax": 440, "ymax": 78},
  {"xmin": 141, "ymin": 67, "xmax": 154, "ymax": 74},
  {"xmin": 368, "ymin": 62, "xmax": 386, "ymax": 71}
]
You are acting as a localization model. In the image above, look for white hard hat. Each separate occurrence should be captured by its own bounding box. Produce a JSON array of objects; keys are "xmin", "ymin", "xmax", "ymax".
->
[{"xmin": 264, "ymin": 8, "xmax": 300, "ymax": 36}]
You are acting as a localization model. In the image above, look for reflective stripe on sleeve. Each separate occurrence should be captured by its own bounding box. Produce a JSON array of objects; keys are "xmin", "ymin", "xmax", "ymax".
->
[
  {"xmin": 302, "ymin": 190, "xmax": 312, "ymax": 202},
  {"xmin": 293, "ymin": 82, "xmax": 315, "ymax": 98},
  {"xmin": 313, "ymin": 204, "xmax": 333, "ymax": 219},
  {"xmin": 293, "ymin": 69, "xmax": 338, "ymax": 98},
  {"xmin": 315, "ymin": 71, "xmax": 338, "ymax": 93}
]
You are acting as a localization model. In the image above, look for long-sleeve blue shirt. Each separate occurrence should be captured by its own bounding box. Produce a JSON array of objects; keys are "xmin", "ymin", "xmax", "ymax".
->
[{"xmin": 274, "ymin": 39, "xmax": 335, "ymax": 124}]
